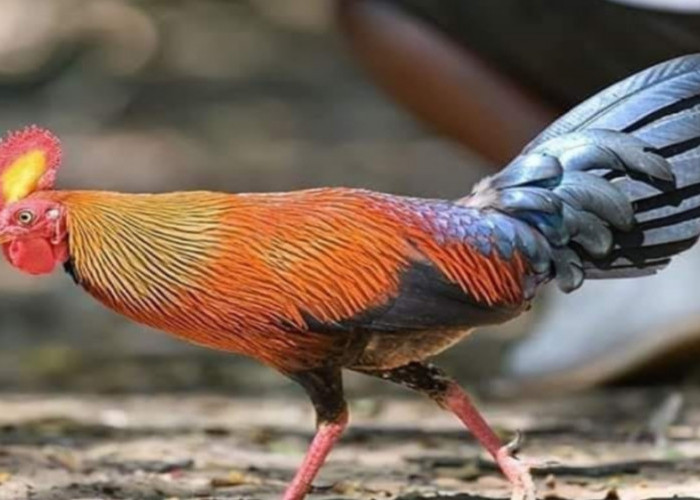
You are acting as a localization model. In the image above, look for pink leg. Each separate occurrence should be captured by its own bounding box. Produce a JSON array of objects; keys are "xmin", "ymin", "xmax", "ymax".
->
[
  {"xmin": 359, "ymin": 363, "xmax": 537, "ymax": 500},
  {"xmin": 282, "ymin": 409, "xmax": 349, "ymax": 500},
  {"xmin": 442, "ymin": 382, "xmax": 536, "ymax": 500}
]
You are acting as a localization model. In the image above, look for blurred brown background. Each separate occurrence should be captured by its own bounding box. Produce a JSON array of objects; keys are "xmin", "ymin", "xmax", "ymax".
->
[
  {"xmin": 0, "ymin": 0, "xmax": 516, "ymax": 393},
  {"xmin": 3, "ymin": 0, "xmax": 700, "ymax": 397}
]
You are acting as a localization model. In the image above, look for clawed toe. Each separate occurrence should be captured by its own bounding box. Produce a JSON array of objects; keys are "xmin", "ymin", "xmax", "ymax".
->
[{"xmin": 496, "ymin": 436, "xmax": 537, "ymax": 500}]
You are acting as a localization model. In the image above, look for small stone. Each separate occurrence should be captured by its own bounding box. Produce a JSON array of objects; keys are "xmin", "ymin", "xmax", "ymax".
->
[
  {"xmin": 544, "ymin": 473, "xmax": 557, "ymax": 489},
  {"xmin": 211, "ymin": 470, "xmax": 260, "ymax": 488},
  {"xmin": 604, "ymin": 487, "xmax": 620, "ymax": 500}
]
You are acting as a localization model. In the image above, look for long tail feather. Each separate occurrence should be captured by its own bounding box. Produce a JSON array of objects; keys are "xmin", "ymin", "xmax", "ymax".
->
[{"xmin": 463, "ymin": 54, "xmax": 700, "ymax": 292}]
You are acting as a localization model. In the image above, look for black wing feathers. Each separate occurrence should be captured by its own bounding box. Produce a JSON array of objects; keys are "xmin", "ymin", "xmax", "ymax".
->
[{"xmin": 294, "ymin": 261, "xmax": 519, "ymax": 335}]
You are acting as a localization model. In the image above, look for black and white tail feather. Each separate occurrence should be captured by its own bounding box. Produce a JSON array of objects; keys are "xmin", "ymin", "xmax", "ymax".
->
[{"xmin": 465, "ymin": 54, "xmax": 700, "ymax": 292}]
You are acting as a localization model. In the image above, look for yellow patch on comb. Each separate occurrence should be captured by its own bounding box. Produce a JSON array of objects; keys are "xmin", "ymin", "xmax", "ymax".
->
[
  {"xmin": 2, "ymin": 150, "xmax": 47, "ymax": 203},
  {"xmin": 0, "ymin": 126, "xmax": 62, "ymax": 207}
]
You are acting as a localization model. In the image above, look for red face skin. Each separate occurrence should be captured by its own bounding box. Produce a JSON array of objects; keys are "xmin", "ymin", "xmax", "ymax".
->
[{"xmin": 0, "ymin": 197, "xmax": 69, "ymax": 275}]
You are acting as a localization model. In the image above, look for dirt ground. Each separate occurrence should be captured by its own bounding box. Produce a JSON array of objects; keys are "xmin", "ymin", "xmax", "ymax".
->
[{"xmin": 0, "ymin": 390, "xmax": 699, "ymax": 500}]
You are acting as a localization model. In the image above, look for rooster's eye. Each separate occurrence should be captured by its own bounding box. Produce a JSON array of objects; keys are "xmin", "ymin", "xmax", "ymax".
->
[{"xmin": 16, "ymin": 210, "xmax": 34, "ymax": 225}]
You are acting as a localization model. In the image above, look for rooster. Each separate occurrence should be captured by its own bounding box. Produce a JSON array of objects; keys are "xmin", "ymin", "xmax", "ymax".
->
[{"xmin": 2, "ymin": 55, "xmax": 700, "ymax": 500}]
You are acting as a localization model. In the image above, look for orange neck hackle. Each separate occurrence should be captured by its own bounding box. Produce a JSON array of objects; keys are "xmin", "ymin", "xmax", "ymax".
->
[{"xmin": 45, "ymin": 189, "xmax": 407, "ymax": 370}]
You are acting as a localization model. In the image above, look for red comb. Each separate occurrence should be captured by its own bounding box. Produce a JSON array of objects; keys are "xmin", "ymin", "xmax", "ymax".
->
[{"xmin": 0, "ymin": 126, "xmax": 61, "ymax": 191}]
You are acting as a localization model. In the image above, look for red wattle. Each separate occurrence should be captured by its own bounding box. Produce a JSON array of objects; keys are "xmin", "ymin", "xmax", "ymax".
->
[{"xmin": 4, "ymin": 238, "xmax": 59, "ymax": 275}]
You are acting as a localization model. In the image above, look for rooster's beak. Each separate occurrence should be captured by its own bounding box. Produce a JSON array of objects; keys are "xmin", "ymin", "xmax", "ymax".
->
[{"xmin": 0, "ymin": 232, "xmax": 11, "ymax": 245}]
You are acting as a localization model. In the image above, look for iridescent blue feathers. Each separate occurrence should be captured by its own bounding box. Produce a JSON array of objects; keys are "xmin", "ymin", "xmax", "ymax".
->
[{"xmin": 464, "ymin": 54, "xmax": 700, "ymax": 293}]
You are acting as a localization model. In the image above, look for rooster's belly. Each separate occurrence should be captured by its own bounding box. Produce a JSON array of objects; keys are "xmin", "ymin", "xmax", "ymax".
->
[{"xmin": 348, "ymin": 328, "xmax": 475, "ymax": 371}]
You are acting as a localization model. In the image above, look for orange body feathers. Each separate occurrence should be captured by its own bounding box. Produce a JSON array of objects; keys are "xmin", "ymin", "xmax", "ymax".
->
[{"xmin": 39, "ymin": 188, "xmax": 530, "ymax": 372}]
